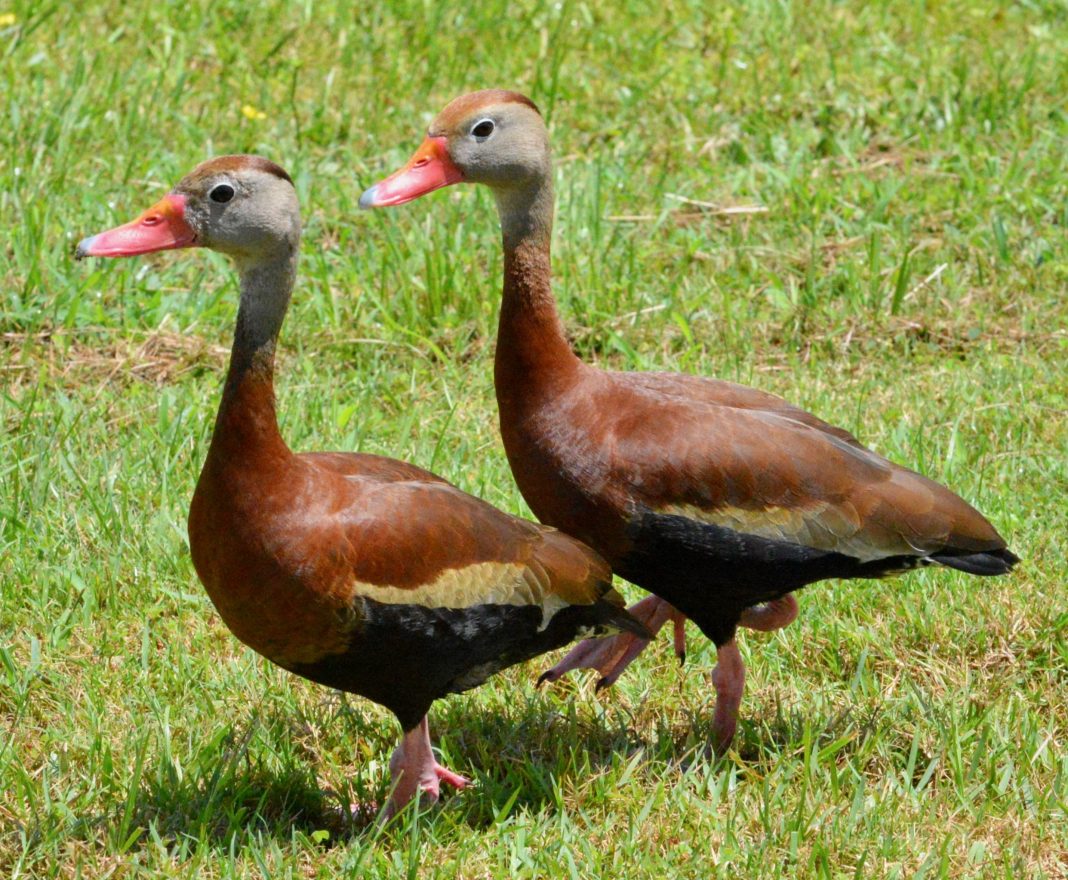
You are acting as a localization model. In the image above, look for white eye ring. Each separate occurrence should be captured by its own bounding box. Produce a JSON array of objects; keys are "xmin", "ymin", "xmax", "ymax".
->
[
  {"xmin": 470, "ymin": 118, "xmax": 495, "ymax": 140},
  {"xmin": 209, "ymin": 182, "xmax": 235, "ymax": 204}
]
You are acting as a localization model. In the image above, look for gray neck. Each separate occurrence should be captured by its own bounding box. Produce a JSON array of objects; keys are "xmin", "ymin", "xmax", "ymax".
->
[
  {"xmin": 204, "ymin": 244, "xmax": 299, "ymax": 465},
  {"xmin": 494, "ymin": 174, "xmax": 555, "ymax": 252},
  {"xmin": 224, "ymin": 246, "xmax": 298, "ymax": 392}
]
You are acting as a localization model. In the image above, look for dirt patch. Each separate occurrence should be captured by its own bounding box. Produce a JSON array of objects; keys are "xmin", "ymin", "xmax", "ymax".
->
[{"xmin": 1, "ymin": 329, "xmax": 229, "ymax": 389}]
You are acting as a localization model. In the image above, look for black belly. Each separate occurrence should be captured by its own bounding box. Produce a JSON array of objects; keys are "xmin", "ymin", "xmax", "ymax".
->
[
  {"xmin": 286, "ymin": 597, "xmax": 609, "ymax": 731},
  {"xmin": 617, "ymin": 509, "xmax": 920, "ymax": 645}
]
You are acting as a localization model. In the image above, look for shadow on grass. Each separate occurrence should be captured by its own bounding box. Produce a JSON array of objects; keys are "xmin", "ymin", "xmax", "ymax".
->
[
  {"xmin": 75, "ymin": 693, "xmax": 653, "ymax": 853},
  {"xmin": 730, "ymin": 699, "xmax": 887, "ymax": 765},
  {"xmin": 429, "ymin": 689, "xmax": 652, "ymax": 826},
  {"xmin": 67, "ymin": 684, "xmax": 889, "ymax": 854}
]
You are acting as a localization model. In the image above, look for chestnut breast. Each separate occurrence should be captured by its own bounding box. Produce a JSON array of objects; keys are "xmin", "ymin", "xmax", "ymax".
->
[
  {"xmin": 497, "ymin": 367, "xmax": 636, "ymax": 565},
  {"xmin": 188, "ymin": 452, "xmax": 362, "ymax": 667}
]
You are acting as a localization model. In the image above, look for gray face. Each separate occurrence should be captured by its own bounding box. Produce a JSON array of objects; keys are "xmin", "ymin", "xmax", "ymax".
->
[
  {"xmin": 437, "ymin": 104, "xmax": 551, "ymax": 189},
  {"xmin": 176, "ymin": 170, "xmax": 301, "ymax": 261}
]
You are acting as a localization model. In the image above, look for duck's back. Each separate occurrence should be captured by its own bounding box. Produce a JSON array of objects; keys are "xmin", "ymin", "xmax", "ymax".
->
[{"xmin": 498, "ymin": 366, "xmax": 1015, "ymax": 641}]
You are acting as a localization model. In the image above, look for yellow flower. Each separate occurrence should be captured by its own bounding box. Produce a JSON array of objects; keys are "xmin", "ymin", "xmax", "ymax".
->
[
  {"xmin": 241, "ymin": 104, "xmax": 267, "ymax": 121},
  {"xmin": 0, "ymin": 13, "xmax": 17, "ymax": 26}
]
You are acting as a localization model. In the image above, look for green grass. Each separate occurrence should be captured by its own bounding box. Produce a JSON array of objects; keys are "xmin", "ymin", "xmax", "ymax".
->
[{"xmin": 2, "ymin": 0, "xmax": 1066, "ymax": 876}]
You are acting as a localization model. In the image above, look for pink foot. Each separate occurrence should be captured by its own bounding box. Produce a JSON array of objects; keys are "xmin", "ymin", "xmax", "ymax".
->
[
  {"xmin": 539, "ymin": 592, "xmax": 794, "ymax": 698},
  {"xmin": 738, "ymin": 594, "xmax": 799, "ymax": 632},
  {"xmin": 384, "ymin": 717, "xmax": 470, "ymax": 820},
  {"xmin": 435, "ymin": 765, "xmax": 471, "ymax": 789},
  {"xmin": 539, "ymin": 596, "xmax": 685, "ymax": 690}
]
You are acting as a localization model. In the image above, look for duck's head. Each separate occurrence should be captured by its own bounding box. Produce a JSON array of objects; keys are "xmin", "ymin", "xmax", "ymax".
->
[
  {"xmin": 77, "ymin": 155, "xmax": 299, "ymax": 267},
  {"xmin": 359, "ymin": 89, "xmax": 549, "ymax": 209}
]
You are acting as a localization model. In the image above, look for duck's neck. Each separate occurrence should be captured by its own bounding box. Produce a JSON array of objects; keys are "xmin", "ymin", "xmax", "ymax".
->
[
  {"xmin": 494, "ymin": 176, "xmax": 581, "ymax": 404},
  {"xmin": 209, "ymin": 248, "xmax": 298, "ymax": 463}
]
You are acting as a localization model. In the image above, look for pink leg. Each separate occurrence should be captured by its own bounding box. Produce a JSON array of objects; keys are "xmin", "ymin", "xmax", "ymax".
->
[
  {"xmin": 597, "ymin": 600, "xmax": 686, "ymax": 689},
  {"xmin": 738, "ymin": 594, "xmax": 799, "ymax": 632},
  {"xmin": 385, "ymin": 716, "xmax": 471, "ymax": 819},
  {"xmin": 539, "ymin": 593, "xmax": 796, "ymax": 693},
  {"xmin": 673, "ymin": 614, "xmax": 688, "ymax": 665},
  {"xmin": 711, "ymin": 639, "xmax": 746, "ymax": 753},
  {"xmin": 591, "ymin": 601, "xmax": 669, "ymax": 688},
  {"xmin": 539, "ymin": 596, "xmax": 683, "ymax": 689}
]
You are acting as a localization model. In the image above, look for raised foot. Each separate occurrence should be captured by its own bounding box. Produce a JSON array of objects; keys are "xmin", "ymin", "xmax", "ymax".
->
[
  {"xmin": 738, "ymin": 594, "xmax": 799, "ymax": 632},
  {"xmin": 538, "ymin": 596, "xmax": 686, "ymax": 691}
]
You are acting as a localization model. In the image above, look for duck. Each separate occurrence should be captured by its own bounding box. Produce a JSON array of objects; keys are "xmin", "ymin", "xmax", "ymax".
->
[
  {"xmin": 359, "ymin": 90, "xmax": 1019, "ymax": 751},
  {"xmin": 75, "ymin": 154, "xmax": 647, "ymax": 816}
]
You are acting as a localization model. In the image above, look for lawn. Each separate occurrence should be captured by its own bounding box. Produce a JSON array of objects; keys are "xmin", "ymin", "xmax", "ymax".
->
[{"xmin": 2, "ymin": 0, "xmax": 1066, "ymax": 876}]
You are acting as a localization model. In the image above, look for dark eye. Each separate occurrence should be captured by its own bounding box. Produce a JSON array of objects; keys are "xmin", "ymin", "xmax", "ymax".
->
[
  {"xmin": 209, "ymin": 183, "xmax": 235, "ymax": 204},
  {"xmin": 471, "ymin": 118, "xmax": 494, "ymax": 139}
]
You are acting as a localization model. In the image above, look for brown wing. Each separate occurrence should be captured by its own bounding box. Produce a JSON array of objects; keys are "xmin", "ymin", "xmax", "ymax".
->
[
  {"xmin": 301, "ymin": 450, "xmax": 449, "ymax": 483},
  {"xmin": 292, "ymin": 451, "xmax": 619, "ymax": 616},
  {"xmin": 624, "ymin": 371, "xmax": 865, "ymax": 447},
  {"xmin": 565, "ymin": 371, "xmax": 1006, "ymax": 561}
]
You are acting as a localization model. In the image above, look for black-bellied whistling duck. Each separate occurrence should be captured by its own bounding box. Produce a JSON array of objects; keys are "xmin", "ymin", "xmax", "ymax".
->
[
  {"xmin": 359, "ymin": 90, "xmax": 1020, "ymax": 751},
  {"xmin": 75, "ymin": 154, "xmax": 647, "ymax": 816}
]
